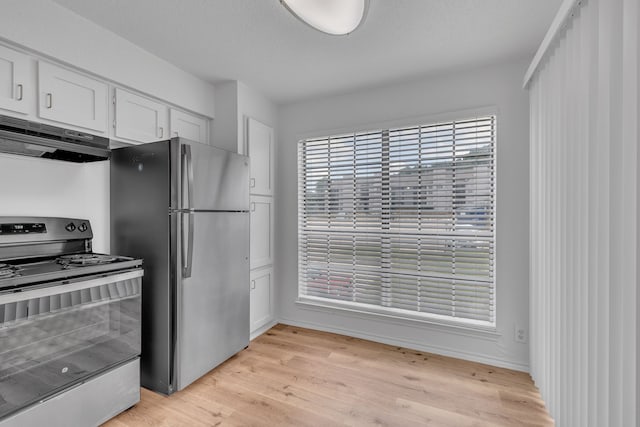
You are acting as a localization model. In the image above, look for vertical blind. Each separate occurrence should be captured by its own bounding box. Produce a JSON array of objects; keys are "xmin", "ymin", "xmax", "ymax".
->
[
  {"xmin": 297, "ymin": 116, "xmax": 496, "ymax": 325},
  {"xmin": 528, "ymin": 0, "xmax": 638, "ymax": 425}
]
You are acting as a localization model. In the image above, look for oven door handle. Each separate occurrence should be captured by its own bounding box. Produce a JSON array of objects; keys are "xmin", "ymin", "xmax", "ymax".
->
[{"xmin": 0, "ymin": 269, "xmax": 143, "ymax": 305}]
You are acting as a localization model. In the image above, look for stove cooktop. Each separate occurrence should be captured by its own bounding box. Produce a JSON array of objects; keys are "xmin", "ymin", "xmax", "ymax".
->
[
  {"xmin": 0, "ymin": 253, "xmax": 143, "ymax": 290},
  {"xmin": 0, "ymin": 217, "xmax": 143, "ymax": 291}
]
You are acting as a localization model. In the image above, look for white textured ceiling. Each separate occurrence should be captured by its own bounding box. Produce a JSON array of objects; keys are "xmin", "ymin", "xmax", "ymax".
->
[{"xmin": 52, "ymin": 0, "xmax": 560, "ymax": 104}]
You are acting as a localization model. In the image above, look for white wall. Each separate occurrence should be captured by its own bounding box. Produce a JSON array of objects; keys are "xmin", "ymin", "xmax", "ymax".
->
[
  {"xmin": 276, "ymin": 59, "xmax": 531, "ymax": 370},
  {"xmin": 212, "ymin": 82, "xmax": 240, "ymax": 152},
  {"xmin": 237, "ymin": 81, "xmax": 278, "ymax": 149},
  {"xmin": 212, "ymin": 80, "xmax": 278, "ymax": 153},
  {"xmin": 0, "ymin": 154, "xmax": 110, "ymax": 252},
  {"xmin": 0, "ymin": 0, "xmax": 215, "ymax": 117}
]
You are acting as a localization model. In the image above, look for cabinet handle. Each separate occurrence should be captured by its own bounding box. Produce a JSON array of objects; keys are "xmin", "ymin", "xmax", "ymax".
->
[
  {"xmin": 16, "ymin": 84, "xmax": 23, "ymax": 101},
  {"xmin": 251, "ymin": 280, "xmax": 256, "ymax": 290},
  {"xmin": 46, "ymin": 93, "xmax": 52, "ymax": 109},
  {"xmin": 174, "ymin": 131, "xmax": 179, "ymax": 137},
  {"xmin": 251, "ymin": 202, "xmax": 256, "ymax": 212},
  {"xmin": 158, "ymin": 127, "xmax": 164, "ymax": 138},
  {"xmin": 250, "ymin": 178, "xmax": 256, "ymax": 188}
]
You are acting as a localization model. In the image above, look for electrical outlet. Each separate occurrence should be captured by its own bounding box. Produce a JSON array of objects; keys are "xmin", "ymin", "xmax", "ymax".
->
[{"xmin": 515, "ymin": 325, "xmax": 527, "ymax": 343}]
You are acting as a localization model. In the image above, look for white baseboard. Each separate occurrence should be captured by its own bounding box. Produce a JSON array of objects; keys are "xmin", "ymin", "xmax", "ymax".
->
[
  {"xmin": 250, "ymin": 319, "xmax": 278, "ymax": 341},
  {"xmin": 277, "ymin": 316, "xmax": 529, "ymax": 373}
]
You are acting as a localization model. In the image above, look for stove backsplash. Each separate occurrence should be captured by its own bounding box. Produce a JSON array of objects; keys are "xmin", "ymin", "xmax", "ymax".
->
[{"xmin": 0, "ymin": 154, "xmax": 110, "ymax": 253}]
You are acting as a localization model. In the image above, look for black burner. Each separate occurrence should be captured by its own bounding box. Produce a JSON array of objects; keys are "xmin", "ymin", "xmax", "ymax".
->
[
  {"xmin": 0, "ymin": 264, "xmax": 20, "ymax": 279},
  {"xmin": 58, "ymin": 254, "xmax": 120, "ymax": 267}
]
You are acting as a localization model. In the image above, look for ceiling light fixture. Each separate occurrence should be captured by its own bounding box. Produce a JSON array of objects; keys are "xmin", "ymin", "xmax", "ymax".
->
[{"xmin": 280, "ymin": 0, "xmax": 369, "ymax": 36}]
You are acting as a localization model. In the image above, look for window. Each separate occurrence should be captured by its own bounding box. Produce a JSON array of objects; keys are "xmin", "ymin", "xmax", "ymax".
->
[{"xmin": 297, "ymin": 115, "xmax": 496, "ymax": 327}]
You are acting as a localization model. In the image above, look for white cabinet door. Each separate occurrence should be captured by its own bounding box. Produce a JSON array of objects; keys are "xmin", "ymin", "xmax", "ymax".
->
[
  {"xmin": 250, "ymin": 195, "xmax": 273, "ymax": 270},
  {"xmin": 170, "ymin": 108, "xmax": 208, "ymax": 144},
  {"xmin": 114, "ymin": 88, "xmax": 168, "ymax": 143},
  {"xmin": 38, "ymin": 61, "xmax": 108, "ymax": 132},
  {"xmin": 0, "ymin": 45, "xmax": 29, "ymax": 114},
  {"xmin": 250, "ymin": 267, "xmax": 273, "ymax": 332},
  {"xmin": 247, "ymin": 118, "xmax": 274, "ymax": 196},
  {"xmin": 247, "ymin": 117, "xmax": 275, "ymax": 336}
]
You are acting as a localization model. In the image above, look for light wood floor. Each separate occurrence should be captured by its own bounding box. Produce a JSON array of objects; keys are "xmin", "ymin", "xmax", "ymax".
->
[{"xmin": 103, "ymin": 324, "xmax": 553, "ymax": 426}]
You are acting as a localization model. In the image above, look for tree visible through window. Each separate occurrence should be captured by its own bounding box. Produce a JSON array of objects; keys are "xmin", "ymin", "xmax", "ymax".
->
[{"xmin": 297, "ymin": 116, "xmax": 496, "ymax": 325}]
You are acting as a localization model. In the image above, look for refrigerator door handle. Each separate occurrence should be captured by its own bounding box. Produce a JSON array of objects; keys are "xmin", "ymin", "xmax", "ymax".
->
[
  {"xmin": 182, "ymin": 144, "xmax": 195, "ymax": 210},
  {"xmin": 181, "ymin": 143, "xmax": 195, "ymax": 279},
  {"xmin": 182, "ymin": 212, "xmax": 194, "ymax": 278}
]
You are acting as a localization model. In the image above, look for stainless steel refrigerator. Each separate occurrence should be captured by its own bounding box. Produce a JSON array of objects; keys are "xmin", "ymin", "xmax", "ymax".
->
[{"xmin": 110, "ymin": 138, "xmax": 250, "ymax": 395}]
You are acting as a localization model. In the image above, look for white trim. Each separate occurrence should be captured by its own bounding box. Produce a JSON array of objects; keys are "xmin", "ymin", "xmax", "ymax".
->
[
  {"xmin": 278, "ymin": 316, "xmax": 529, "ymax": 372},
  {"xmin": 523, "ymin": 0, "xmax": 584, "ymax": 89},
  {"xmin": 491, "ymin": 114, "xmax": 499, "ymax": 328},
  {"xmin": 240, "ymin": 115, "xmax": 249, "ymax": 156},
  {"xmin": 250, "ymin": 319, "xmax": 278, "ymax": 341}
]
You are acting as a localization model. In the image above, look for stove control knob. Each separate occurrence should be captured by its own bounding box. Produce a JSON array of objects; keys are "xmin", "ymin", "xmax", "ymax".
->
[
  {"xmin": 78, "ymin": 223, "xmax": 88, "ymax": 232},
  {"xmin": 65, "ymin": 222, "xmax": 76, "ymax": 232}
]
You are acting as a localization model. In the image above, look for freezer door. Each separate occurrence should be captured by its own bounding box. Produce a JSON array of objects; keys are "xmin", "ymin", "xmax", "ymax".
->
[
  {"xmin": 176, "ymin": 139, "xmax": 250, "ymax": 211},
  {"xmin": 174, "ymin": 211, "xmax": 250, "ymax": 391}
]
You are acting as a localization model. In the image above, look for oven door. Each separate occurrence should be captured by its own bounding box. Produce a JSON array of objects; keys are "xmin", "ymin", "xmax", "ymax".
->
[{"xmin": 0, "ymin": 269, "xmax": 142, "ymax": 421}]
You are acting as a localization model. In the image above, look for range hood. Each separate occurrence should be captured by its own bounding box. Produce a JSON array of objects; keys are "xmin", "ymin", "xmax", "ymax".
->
[{"xmin": 0, "ymin": 115, "xmax": 110, "ymax": 162}]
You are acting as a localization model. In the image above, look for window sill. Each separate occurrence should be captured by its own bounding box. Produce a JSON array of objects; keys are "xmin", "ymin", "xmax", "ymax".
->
[{"xmin": 295, "ymin": 297, "xmax": 501, "ymax": 341}]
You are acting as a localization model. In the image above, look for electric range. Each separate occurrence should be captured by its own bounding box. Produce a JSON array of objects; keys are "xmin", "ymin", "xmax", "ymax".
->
[{"xmin": 0, "ymin": 217, "xmax": 143, "ymax": 427}]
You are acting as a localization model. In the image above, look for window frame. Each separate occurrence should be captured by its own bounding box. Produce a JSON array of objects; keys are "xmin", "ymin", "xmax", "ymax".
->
[{"xmin": 296, "ymin": 107, "xmax": 498, "ymax": 332}]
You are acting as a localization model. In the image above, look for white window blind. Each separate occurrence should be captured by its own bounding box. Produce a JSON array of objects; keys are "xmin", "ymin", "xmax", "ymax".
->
[{"xmin": 297, "ymin": 115, "xmax": 496, "ymax": 326}]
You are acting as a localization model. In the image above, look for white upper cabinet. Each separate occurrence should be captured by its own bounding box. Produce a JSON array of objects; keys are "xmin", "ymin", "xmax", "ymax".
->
[
  {"xmin": 0, "ymin": 43, "xmax": 214, "ymax": 144},
  {"xmin": 170, "ymin": 108, "xmax": 208, "ymax": 144},
  {"xmin": 247, "ymin": 118, "xmax": 274, "ymax": 196},
  {"xmin": 114, "ymin": 88, "xmax": 168, "ymax": 144},
  {"xmin": 38, "ymin": 61, "xmax": 108, "ymax": 133},
  {"xmin": 0, "ymin": 45, "xmax": 29, "ymax": 115}
]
